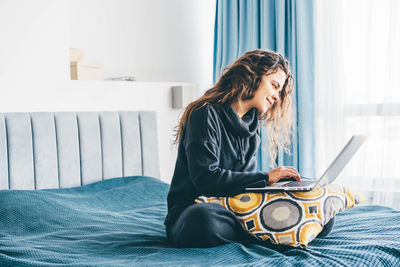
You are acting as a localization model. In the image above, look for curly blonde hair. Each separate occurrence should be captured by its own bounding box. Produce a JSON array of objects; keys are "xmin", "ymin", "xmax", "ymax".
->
[{"xmin": 173, "ymin": 49, "xmax": 294, "ymax": 167}]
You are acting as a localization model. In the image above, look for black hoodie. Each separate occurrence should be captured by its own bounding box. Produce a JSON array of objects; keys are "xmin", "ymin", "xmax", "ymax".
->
[{"xmin": 164, "ymin": 102, "xmax": 269, "ymax": 226}]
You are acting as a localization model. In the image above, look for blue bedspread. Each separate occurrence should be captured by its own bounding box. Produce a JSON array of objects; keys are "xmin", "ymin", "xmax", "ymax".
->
[{"xmin": 0, "ymin": 176, "xmax": 399, "ymax": 266}]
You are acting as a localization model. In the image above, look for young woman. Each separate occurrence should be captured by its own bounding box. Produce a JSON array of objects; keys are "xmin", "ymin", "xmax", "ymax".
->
[{"xmin": 164, "ymin": 49, "xmax": 335, "ymax": 248}]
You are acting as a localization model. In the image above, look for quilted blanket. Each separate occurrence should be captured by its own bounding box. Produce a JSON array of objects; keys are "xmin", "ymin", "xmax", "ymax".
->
[{"xmin": 0, "ymin": 176, "xmax": 399, "ymax": 266}]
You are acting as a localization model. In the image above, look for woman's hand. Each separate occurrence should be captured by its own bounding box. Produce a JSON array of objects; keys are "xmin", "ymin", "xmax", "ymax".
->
[{"xmin": 267, "ymin": 166, "xmax": 301, "ymax": 185}]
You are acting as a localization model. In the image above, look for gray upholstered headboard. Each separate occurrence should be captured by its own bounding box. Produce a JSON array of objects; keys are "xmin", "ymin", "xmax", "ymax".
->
[{"xmin": 0, "ymin": 111, "xmax": 160, "ymax": 190}]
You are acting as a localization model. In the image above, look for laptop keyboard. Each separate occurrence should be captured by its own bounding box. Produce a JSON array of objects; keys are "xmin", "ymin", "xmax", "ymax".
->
[{"xmin": 281, "ymin": 180, "xmax": 316, "ymax": 187}]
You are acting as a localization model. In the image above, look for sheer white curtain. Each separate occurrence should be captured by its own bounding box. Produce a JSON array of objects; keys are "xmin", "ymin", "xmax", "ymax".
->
[{"xmin": 314, "ymin": 0, "xmax": 400, "ymax": 209}]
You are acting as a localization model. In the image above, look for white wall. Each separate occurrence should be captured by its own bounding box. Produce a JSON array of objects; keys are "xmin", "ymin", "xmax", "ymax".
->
[
  {"xmin": 0, "ymin": 0, "xmax": 216, "ymax": 183},
  {"xmin": 68, "ymin": 0, "xmax": 216, "ymax": 94},
  {"xmin": 0, "ymin": 0, "xmax": 70, "ymax": 83}
]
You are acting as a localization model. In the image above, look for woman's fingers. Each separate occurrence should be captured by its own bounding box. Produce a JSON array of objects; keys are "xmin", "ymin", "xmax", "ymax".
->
[
  {"xmin": 268, "ymin": 166, "xmax": 302, "ymax": 185},
  {"xmin": 286, "ymin": 166, "xmax": 300, "ymax": 174},
  {"xmin": 283, "ymin": 172, "xmax": 301, "ymax": 181},
  {"xmin": 290, "ymin": 170, "xmax": 301, "ymax": 180},
  {"xmin": 282, "ymin": 167, "xmax": 301, "ymax": 180}
]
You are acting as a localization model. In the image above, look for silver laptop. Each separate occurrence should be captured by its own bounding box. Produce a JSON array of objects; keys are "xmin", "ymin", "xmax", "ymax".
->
[{"xmin": 245, "ymin": 134, "xmax": 368, "ymax": 192}]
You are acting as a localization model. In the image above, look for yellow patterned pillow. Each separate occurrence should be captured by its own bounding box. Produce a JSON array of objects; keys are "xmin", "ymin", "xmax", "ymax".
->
[{"xmin": 195, "ymin": 184, "xmax": 366, "ymax": 247}]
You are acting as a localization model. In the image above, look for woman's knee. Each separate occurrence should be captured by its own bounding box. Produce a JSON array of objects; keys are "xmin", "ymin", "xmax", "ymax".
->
[
  {"xmin": 171, "ymin": 203, "xmax": 240, "ymax": 247},
  {"xmin": 180, "ymin": 204, "xmax": 231, "ymax": 236},
  {"xmin": 184, "ymin": 203, "xmax": 218, "ymax": 224}
]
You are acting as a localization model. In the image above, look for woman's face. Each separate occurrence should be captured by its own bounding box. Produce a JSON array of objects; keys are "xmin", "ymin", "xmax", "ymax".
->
[{"xmin": 249, "ymin": 68, "xmax": 287, "ymax": 115}]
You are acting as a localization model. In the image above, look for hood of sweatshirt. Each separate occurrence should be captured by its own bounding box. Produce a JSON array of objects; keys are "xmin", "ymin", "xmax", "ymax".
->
[{"xmin": 217, "ymin": 102, "xmax": 259, "ymax": 164}]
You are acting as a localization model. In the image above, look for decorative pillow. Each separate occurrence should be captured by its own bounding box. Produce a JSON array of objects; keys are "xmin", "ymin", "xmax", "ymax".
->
[{"xmin": 195, "ymin": 184, "xmax": 366, "ymax": 247}]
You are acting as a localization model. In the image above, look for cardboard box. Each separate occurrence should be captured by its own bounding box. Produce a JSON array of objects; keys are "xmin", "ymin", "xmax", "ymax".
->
[
  {"xmin": 70, "ymin": 61, "xmax": 104, "ymax": 80},
  {"xmin": 69, "ymin": 48, "xmax": 84, "ymax": 62}
]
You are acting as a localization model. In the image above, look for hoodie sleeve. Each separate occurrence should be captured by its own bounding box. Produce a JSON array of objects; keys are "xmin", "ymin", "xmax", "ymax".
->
[
  {"xmin": 184, "ymin": 106, "xmax": 269, "ymax": 196},
  {"xmin": 185, "ymin": 139, "xmax": 269, "ymax": 196}
]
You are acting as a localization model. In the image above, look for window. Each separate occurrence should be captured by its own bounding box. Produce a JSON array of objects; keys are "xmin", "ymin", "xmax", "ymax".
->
[{"xmin": 315, "ymin": 0, "xmax": 400, "ymax": 209}]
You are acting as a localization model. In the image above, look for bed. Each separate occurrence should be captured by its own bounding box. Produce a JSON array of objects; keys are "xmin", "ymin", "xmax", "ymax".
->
[{"xmin": 0, "ymin": 111, "xmax": 399, "ymax": 266}]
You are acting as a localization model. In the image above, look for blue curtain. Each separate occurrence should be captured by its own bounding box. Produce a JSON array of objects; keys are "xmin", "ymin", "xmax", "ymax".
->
[{"xmin": 213, "ymin": 0, "xmax": 315, "ymax": 177}]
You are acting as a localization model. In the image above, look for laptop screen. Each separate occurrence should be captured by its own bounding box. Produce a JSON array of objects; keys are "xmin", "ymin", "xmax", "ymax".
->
[{"xmin": 316, "ymin": 134, "xmax": 368, "ymax": 187}]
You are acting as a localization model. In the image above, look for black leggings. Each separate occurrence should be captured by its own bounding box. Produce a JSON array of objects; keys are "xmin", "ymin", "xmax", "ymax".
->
[{"xmin": 166, "ymin": 203, "xmax": 335, "ymax": 248}]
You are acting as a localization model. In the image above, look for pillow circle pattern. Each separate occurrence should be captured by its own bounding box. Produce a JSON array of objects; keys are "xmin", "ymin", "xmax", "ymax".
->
[{"xmin": 195, "ymin": 184, "xmax": 366, "ymax": 247}]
